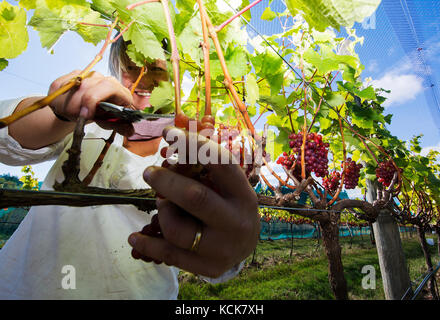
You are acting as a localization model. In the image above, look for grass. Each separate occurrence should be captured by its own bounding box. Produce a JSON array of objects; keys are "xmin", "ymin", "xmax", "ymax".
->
[{"xmin": 178, "ymin": 232, "xmax": 439, "ymax": 300}]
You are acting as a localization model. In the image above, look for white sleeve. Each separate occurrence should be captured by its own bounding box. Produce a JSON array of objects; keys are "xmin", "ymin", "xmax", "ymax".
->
[
  {"xmin": 198, "ymin": 261, "xmax": 245, "ymax": 284},
  {"xmin": 0, "ymin": 97, "xmax": 68, "ymax": 166}
]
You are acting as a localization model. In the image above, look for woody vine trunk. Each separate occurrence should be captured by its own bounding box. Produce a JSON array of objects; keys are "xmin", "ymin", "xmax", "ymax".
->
[
  {"xmin": 319, "ymin": 217, "xmax": 348, "ymax": 300},
  {"xmin": 416, "ymin": 225, "xmax": 439, "ymax": 299}
]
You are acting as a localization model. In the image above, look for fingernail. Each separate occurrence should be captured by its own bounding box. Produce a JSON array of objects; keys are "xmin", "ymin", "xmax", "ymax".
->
[
  {"xmin": 128, "ymin": 234, "xmax": 137, "ymax": 247},
  {"xmin": 80, "ymin": 106, "xmax": 89, "ymax": 118},
  {"xmin": 143, "ymin": 166, "xmax": 157, "ymax": 182}
]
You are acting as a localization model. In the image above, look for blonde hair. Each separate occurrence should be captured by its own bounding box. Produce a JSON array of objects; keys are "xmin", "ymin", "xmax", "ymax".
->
[
  {"xmin": 108, "ymin": 36, "xmax": 169, "ymax": 81},
  {"xmin": 108, "ymin": 36, "xmax": 131, "ymax": 81}
]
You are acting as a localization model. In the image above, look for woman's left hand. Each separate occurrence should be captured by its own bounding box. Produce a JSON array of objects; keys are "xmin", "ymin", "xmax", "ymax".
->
[{"xmin": 127, "ymin": 126, "xmax": 260, "ymax": 278}]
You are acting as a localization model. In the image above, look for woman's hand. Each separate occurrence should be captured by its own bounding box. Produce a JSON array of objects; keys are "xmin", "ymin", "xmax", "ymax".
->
[
  {"xmin": 127, "ymin": 126, "xmax": 260, "ymax": 278},
  {"xmin": 49, "ymin": 70, "xmax": 135, "ymax": 136}
]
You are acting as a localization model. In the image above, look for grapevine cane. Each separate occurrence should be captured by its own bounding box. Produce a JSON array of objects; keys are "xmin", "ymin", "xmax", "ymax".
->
[
  {"xmin": 127, "ymin": 0, "xmax": 181, "ymax": 116},
  {"xmin": 159, "ymin": 0, "xmax": 181, "ymax": 116},
  {"xmin": 197, "ymin": 0, "xmax": 212, "ymax": 117},
  {"xmin": 0, "ymin": 17, "xmax": 120, "ymax": 129},
  {"xmin": 82, "ymin": 63, "xmax": 145, "ymax": 187},
  {"xmin": 341, "ymin": 122, "xmax": 401, "ymax": 194},
  {"xmin": 262, "ymin": 158, "xmax": 296, "ymax": 190},
  {"xmin": 198, "ymin": 0, "xmax": 255, "ymax": 136},
  {"xmin": 327, "ymin": 117, "xmax": 347, "ymax": 207},
  {"xmin": 215, "ymin": 0, "xmax": 263, "ymax": 33},
  {"xmin": 126, "ymin": 0, "xmax": 159, "ymax": 10}
]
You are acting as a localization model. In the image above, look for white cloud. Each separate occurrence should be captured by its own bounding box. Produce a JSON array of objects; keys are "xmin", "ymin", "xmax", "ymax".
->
[
  {"xmin": 371, "ymin": 72, "xmax": 424, "ymax": 108},
  {"xmin": 181, "ymin": 72, "xmax": 194, "ymax": 100},
  {"xmin": 216, "ymin": 0, "xmax": 242, "ymax": 13},
  {"xmin": 367, "ymin": 60, "xmax": 379, "ymax": 73}
]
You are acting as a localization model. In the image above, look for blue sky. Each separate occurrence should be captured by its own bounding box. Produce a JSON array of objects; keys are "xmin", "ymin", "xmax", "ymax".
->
[{"xmin": 1, "ymin": 0, "xmax": 439, "ymax": 182}]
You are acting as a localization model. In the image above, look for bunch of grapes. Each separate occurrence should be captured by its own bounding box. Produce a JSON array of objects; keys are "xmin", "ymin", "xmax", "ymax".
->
[
  {"xmin": 276, "ymin": 151, "xmax": 295, "ymax": 169},
  {"xmin": 288, "ymin": 132, "xmax": 330, "ymax": 178},
  {"xmin": 376, "ymin": 160, "xmax": 396, "ymax": 187},
  {"xmin": 343, "ymin": 158, "xmax": 362, "ymax": 189},
  {"xmin": 217, "ymin": 124, "xmax": 240, "ymax": 144},
  {"xmin": 322, "ymin": 171, "xmax": 341, "ymax": 193}
]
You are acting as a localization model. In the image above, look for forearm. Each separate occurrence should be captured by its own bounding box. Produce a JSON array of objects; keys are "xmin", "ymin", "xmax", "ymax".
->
[{"xmin": 8, "ymin": 97, "xmax": 76, "ymax": 150}]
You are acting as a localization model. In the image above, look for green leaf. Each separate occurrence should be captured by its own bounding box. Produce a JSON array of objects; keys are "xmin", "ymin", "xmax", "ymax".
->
[
  {"xmin": 112, "ymin": 0, "xmax": 171, "ymax": 40},
  {"xmin": 261, "ymin": 7, "xmax": 276, "ymax": 21},
  {"xmin": 358, "ymin": 86, "xmax": 376, "ymax": 100},
  {"xmin": 318, "ymin": 117, "xmax": 332, "ymax": 130},
  {"xmin": 126, "ymin": 43, "xmax": 146, "ymax": 67},
  {"xmin": 91, "ymin": 0, "xmax": 115, "ymax": 18},
  {"xmin": 323, "ymin": 92, "xmax": 345, "ymax": 108},
  {"xmin": 303, "ymin": 47, "xmax": 339, "ymax": 74},
  {"xmin": 0, "ymin": 1, "xmax": 28, "ymax": 59},
  {"xmin": 148, "ymin": 81, "xmax": 174, "ymax": 113},
  {"xmin": 178, "ymin": 14, "xmax": 203, "ymax": 64},
  {"xmin": 18, "ymin": 0, "xmax": 36, "ymax": 10},
  {"xmin": 285, "ymin": 0, "xmax": 381, "ymax": 32},
  {"xmin": 258, "ymin": 95, "xmax": 287, "ymax": 117},
  {"xmin": 123, "ymin": 22, "xmax": 165, "ymax": 62},
  {"xmin": 29, "ymin": 0, "xmax": 107, "ymax": 50},
  {"xmin": 0, "ymin": 58, "xmax": 8, "ymax": 70},
  {"xmin": 245, "ymin": 73, "xmax": 259, "ymax": 106}
]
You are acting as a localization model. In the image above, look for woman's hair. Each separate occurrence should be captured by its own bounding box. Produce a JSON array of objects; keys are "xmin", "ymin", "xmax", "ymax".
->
[
  {"xmin": 108, "ymin": 35, "xmax": 169, "ymax": 81},
  {"xmin": 108, "ymin": 36, "xmax": 131, "ymax": 81}
]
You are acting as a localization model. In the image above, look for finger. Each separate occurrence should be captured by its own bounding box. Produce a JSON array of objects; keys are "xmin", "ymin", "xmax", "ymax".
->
[
  {"xmin": 143, "ymin": 166, "xmax": 234, "ymax": 228},
  {"xmin": 128, "ymin": 232, "xmax": 234, "ymax": 278},
  {"xmin": 48, "ymin": 70, "xmax": 82, "ymax": 95},
  {"xmin": 80, "ymin": 77, "xmax": 133, "ymax": 120},
  {"xmin": 157, "ymin": 200, "xmax": 200, "ymax": 250},
  {"xmin": 156, "ymin": 200, "xmax": 231, "ymax": 259}
]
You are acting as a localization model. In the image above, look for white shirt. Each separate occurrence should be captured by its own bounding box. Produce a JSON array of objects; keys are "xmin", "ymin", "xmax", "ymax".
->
[{"xmin": 0, "ymin": 97, "xmax": 241, "ymax": 299}]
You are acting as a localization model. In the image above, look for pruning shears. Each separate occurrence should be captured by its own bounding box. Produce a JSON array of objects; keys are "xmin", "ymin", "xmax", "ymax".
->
[{"xmin": 96, "ymin": 102, "xmax": 174, "ymax": 123}]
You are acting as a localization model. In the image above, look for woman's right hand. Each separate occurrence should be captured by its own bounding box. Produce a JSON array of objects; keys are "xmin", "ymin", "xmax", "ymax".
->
[{"xmin": 48, "ymin": 70, "xmax": 135, "ymax": 136}]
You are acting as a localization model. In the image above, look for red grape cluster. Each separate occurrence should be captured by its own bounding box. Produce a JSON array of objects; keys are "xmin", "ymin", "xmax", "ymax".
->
[
  {"xmin": 217, "ymin": 124, "xmax": 240, "ymax": 143},
  {"xmin": 343, "ymin": 158, "xmax": 362, "ymax": 189},
  {"xmin": 322, "ymin": 171, "xmax": 341, "ymax": 193},
  {"xmin": 131, "ymin": 214, "xmax": 163, "ymax": 264},
  {"xmin": 276, "ymin": 151, "xmax": 295, "ymax": 168},
  {"xmin": 376, "ymin": 160, "xmax": 396, "ymax": 187},
  {"xmin": 287, "ymin": 132, "xmax": 330, "ymax": 178}
]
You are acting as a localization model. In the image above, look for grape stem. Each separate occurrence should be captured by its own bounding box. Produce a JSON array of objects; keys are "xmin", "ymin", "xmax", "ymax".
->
[
  {"xmin": 215, "ymin": 0, "xmax": 263, "ymax": 32},
  {"xmin": 197, "ymin": 0, "xmax": 212, "ymax": 116},
  {"xmin": 126, "ymin": 0, "xmax": 160, "ymax": 11},
  {"xmin": 198, "ymin": 0, "xmax": 255, "ymax": 135},
  {"xmin": 158, "ymin": 0, "xmax": 182, "ymax": 115},
  {"xmin": 327, "ymin": 117, "xmax": 347, "ymax": 207}
]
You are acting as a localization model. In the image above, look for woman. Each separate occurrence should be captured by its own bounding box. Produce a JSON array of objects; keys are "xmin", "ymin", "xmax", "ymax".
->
[{"xmin": 0, "ymin": 38, "xmax": 260, "ymax": 299}]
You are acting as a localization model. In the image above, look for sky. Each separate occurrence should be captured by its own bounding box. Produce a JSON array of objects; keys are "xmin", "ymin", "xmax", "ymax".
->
[{"xmin": 1, "ymin": 0, "xmax": 439, "ymax": 186}]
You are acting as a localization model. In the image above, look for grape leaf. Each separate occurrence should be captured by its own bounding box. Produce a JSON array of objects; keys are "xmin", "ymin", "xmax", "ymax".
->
[
  {"xmin": 285, "ymin": 0, "xmax": 381, "ymax": 32},
  {"xmin": 0, "ymin": 58, "xmax": 8, "ymax": 70},
  {"xmin": 91, "ymin": 0, "xmax": 115, "ymax": 18},
  {"xmin": 29, "ymin": 0, "xmax": 107, "ymax": 50},
  {"xmin": 245, "ymin": 73, "xmax": 259, "ymax": 106},
  {"xmin": 177, "ymin": 14, "xmax": 203, "ymax": 65},
  {"xmin": 261, "ymin": 7, "xmax": 276, "ymax": 21},
  {"xmin": 126, "ymin": 43, "xmax": 146, "ymax": 67},
  {"xmin": 258, "ymin": 95, "xmax": 288, "ymax": 117},
  {"xmin": 0, "ymin": 1, "xmax": 28, "ymax": 59},
  {"xmin": 18, "ymin": 0, "xmax": 36, "ymax": 10},
  {"xmin": 123, "ymin": 22, "xmax": 165, "ymax": 62},
  {"xmin": 149, "ymin": 81, "xmax": 174, "ymax": 113}
]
